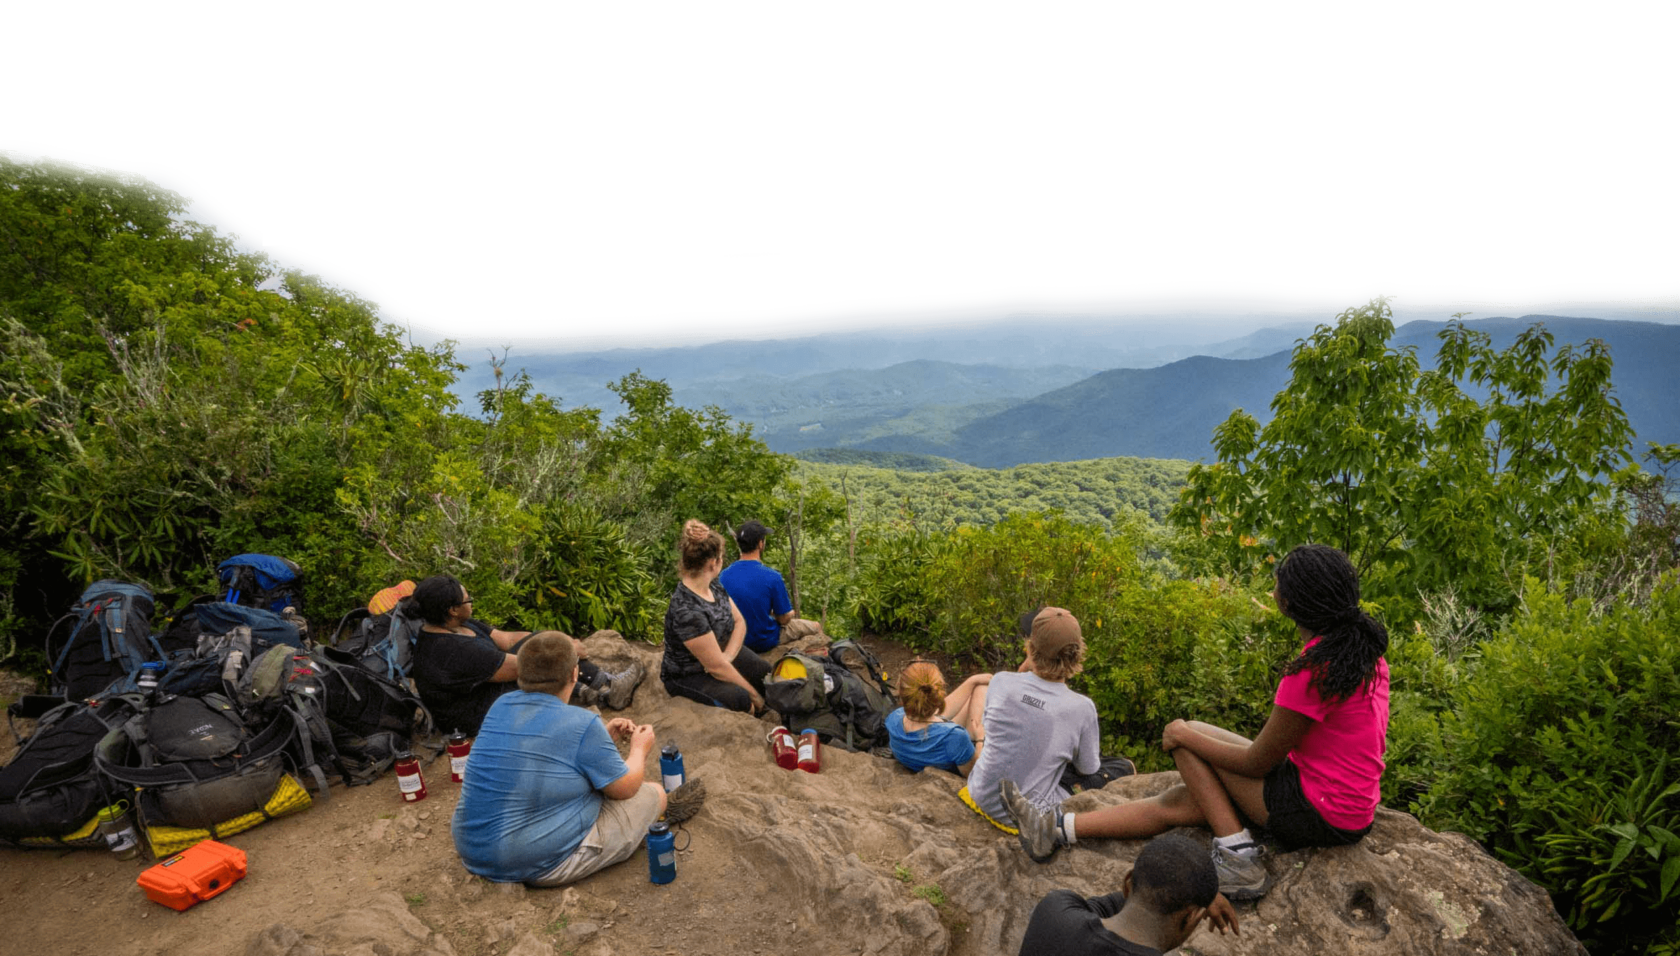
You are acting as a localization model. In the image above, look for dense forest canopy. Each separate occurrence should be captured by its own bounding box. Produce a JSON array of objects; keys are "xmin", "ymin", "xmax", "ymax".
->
[{"xmin": 3, "ymin": 159, "xmax": 1678, "ymax": 955}]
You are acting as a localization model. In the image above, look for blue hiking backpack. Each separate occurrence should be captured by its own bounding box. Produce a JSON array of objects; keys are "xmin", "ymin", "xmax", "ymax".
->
[
  {"xmin": 217, "ymin": 554, "xmax": 304, "ymax": 616},
  {"xmin": 47, "ymin": 581, "xmax": 165, "ymax": 702}
]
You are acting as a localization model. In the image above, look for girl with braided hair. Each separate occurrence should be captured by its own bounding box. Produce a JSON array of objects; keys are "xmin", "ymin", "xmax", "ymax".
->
[{"xmin": 1001, "ymin": 543, "xmax": 1390, "ymax": 903}]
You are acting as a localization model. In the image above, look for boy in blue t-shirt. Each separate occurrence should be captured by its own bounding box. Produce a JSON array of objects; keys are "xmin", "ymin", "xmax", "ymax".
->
[
  {"xmin": 717, "ymin": 520, "xmax": 797, "ymax": 653},
  {"xmin": 452, "ymin": 633, "xmax": 666, "ymax": 886}
]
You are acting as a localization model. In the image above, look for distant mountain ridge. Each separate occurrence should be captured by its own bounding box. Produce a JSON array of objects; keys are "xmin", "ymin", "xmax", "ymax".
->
[{"xmin": 870, "ymin": 315, "xmax": 1680, "ymax": 465}]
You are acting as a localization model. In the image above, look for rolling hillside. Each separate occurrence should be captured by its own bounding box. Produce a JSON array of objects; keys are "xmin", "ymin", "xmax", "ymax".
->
[{"xmin": 864, "ymin": 315, "xmax": 1680, "ymax": 466}]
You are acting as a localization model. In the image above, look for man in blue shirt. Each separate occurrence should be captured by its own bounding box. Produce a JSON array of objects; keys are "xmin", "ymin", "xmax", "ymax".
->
[
  {"xmin": 452, "ymin": 632, "xmax": 666, "ymax": 886},
  {"xmin": 718, "ymin": 520, "xmax": 797, "ymax": 654}
]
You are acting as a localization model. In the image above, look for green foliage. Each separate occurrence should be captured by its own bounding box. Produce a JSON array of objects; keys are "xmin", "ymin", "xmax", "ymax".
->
[
  {"xmin": 800, "ymin": 456, "xmax": 1191, "ymax": 533},
  {"xmin": 795, "ymin": 449, "xmax": 973, "ymax": 472},
  {"xmin": 1173, "ymin": 298, "xmax": 1635, "ymax": 615},
  {"xmin": 521, "ymin": 504, "xmax": 660, "ymax": 639},
  {"xmin": 1413, "ymin": 580, "xmax": 1680, "ymax": 953},
  {"xmin": 0, "ymin": 158, "xmax": 792, "ymax": 654}
]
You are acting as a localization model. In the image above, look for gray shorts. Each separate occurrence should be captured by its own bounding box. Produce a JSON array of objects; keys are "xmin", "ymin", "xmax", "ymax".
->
[{"xmin": 527, "ymin": 783, "xmax": 663, "ymax": 887}]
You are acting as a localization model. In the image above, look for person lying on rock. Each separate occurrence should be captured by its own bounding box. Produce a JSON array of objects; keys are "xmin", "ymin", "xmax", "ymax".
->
[
  {"xmin": 888, "ymin": 661, "xmax": 990, "ymax": 775},
  {"xmin": 960, "ymin": 608, "xmax": 1102, "ymax": 831},
  {"xmin": 452, "ymin": 632, "xmax": 667, "ymax": 886},
  {"xmin": 1002, "ymin": 544, "xmax": 1391, "ymax": 903},
  {"xmin": 411, "ymin": 574, "xmax": 645, "ymax": 736},
  {"xmin": 660, "ymin": 520, "xmax": 771, "ymax": 713},
  {"xmin": 1018, "ymin": 833, "xmax": 1239, "ymax": 955}
]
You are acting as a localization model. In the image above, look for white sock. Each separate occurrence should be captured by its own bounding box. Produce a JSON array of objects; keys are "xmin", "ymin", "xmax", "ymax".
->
[
  {"xmin": 1214, "ymin": 829, "xmax": 1257, "ymax": 856},
  {"xmin": 1058, "ymin": 813, "xmax": 1076, "ymax": 846}
]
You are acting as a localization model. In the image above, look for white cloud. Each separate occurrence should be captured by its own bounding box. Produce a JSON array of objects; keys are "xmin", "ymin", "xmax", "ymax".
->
[{"xmin": 6, "ymin": 137, "xmax": 1673, "ymax": 354}]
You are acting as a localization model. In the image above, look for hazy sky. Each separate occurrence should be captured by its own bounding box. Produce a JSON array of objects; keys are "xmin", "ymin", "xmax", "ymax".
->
[{"xmin": 13, "ymin": 137, "xmax": 1680, "ymax": 354}]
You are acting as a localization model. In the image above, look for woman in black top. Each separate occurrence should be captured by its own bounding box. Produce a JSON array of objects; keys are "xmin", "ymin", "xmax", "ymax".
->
[{"xmin": 661, "ymin": 520, "xmax": 771, "ymax": 713}]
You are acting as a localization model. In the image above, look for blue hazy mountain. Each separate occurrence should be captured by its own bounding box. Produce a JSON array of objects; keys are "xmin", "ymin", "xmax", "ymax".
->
[{"xmin": 904, "ymin": 315, "xmax": 1680, "ymax": 465}]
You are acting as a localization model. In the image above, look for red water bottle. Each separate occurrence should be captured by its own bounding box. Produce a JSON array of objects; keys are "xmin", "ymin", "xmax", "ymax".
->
[
  {"xmin": 446, "ymin": 731, "xmax": 471, "ymax": 783},
  {"xmin": 394, "ymin": 751, "xmax": 427, "ymax": 801},
  {"xmin": 768, "ymin": 726, "xmax": 798, "ymax": 770},
  {"xmin": 797, "ymin": 728, "xmax": 821, "ymax": 774}
]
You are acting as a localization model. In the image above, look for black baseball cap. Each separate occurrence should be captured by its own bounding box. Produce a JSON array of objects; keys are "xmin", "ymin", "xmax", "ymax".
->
[{"xmin": 736, "ymin": 520, "xmax": 771, "ymax": 552}]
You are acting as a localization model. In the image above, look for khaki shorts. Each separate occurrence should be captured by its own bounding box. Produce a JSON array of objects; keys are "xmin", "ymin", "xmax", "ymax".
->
[{"xmin": 528, "ymin": 783, "xmax": 664, "ymax": 887}]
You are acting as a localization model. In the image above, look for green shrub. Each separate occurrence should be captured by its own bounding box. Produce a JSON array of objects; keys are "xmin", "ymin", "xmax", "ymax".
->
[{"xmin": 1415, "ymin": 577, "xmax": 1680, "ymax": 954}]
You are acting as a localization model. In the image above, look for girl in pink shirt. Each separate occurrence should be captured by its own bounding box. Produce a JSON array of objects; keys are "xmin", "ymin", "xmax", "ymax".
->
[{"xmin": 1000, "ymin": 544, "xmax": 1390, "ymax": 902}]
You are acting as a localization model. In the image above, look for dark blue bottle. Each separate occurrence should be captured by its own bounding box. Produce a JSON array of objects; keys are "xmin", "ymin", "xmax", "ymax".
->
[
  {"xmin": 660, "ymin": 744, "xmax": 685, "ymax": 791},
  {"xmin": 647, "ymin": 822, "xmax": 676, "ymax": 884}
]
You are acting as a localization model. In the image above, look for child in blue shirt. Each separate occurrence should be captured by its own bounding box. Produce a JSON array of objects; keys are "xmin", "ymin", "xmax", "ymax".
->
[{"xmin": 887, "ymin": 661, "xmax": 990, "ymax": 774}]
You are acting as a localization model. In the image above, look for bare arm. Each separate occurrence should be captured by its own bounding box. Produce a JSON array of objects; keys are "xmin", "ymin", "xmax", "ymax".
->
[
  {"xmin": 1162, "ymin": 705, "xmax": 1313, "ymax": 778},
  {"xmin": 603, "ymin": 723, "xmax": 657, "ymax": 800},
  {"xmin": 775, "ymin": 609, "xmax": 797, "ymax": 625},
  {"xmin": 720, "ymin": 600, "xmax": 747, "ymax": 659},
  {"xmin": 683, "ymin": 631, "xmax": 764, "ymax": 711},
  {"xmin": 487, "ymin": 625, "xmax": 524, "ymax": 648},
  {"xmin": 489, "ymin": 653, "xmax": 519, "ymax": 683}
]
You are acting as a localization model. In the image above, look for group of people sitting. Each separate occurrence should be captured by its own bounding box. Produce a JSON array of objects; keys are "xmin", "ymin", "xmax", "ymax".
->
[
  {"xmin": 884, "ymin": 542, "xmax": 1392, "ymax": 952},
  {"xmin": 394, "ymin": 520, "xmax": 1391, "ymax": 956}
]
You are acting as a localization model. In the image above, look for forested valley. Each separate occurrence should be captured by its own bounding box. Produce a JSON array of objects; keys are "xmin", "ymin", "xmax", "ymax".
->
[{"xmin": 3, "ymin": 159, "xmax": 1678, "ymax": 955}]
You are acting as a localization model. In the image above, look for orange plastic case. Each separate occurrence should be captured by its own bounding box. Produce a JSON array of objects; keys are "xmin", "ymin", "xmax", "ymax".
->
[{"xmin": 136, "ymin": 840, "xmax": 248, "ymax": 911}]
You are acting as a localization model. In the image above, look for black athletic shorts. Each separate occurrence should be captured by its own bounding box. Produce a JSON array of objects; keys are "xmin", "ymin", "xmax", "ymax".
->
[{"xmin": 1262, "ymin": 758, "xmax": 1372, "ymax": 851}]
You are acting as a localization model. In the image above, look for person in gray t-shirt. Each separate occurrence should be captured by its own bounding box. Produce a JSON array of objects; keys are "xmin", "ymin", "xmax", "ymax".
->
[{"xmin": 967, "ymin": 607, "xmax": 1101, "ymax": 825}]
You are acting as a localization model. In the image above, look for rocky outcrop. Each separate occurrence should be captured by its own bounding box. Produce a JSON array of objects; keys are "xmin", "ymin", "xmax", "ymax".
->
[{"xmin": 229, "ymin": 630, "xmax": 1582, "ymax": 956}]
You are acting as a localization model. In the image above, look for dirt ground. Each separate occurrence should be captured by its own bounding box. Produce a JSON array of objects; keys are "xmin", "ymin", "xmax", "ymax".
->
[{"xmin": 0, "ymin": 633, "xmax": 982, "ymax": 956}]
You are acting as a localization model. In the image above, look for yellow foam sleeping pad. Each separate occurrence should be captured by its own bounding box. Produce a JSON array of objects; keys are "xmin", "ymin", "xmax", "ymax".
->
[
  {"xmin": 957, "ymin": 785, "xmax": 1019, "ymax": 835},
  {"xmin": 145, "ymin": 772, "xmax": 314, "ymax": 857},
  {"xmin": 14, "ymin": 814, "xmax": 105, "ymax": 849}
]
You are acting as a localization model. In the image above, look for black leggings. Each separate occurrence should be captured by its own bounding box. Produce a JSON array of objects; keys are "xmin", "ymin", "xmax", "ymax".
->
[{"xmin": 663, "ymin": 647, "xmax": 771, "ymax": 712}]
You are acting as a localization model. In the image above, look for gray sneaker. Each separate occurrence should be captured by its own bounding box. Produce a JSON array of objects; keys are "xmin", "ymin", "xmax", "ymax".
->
[
  {"xmin": 570, "ymin": 683, "xmax": 602, "ymax": 708},
  {"xmin": 999, "ymin": 779, "xmax": 1061, "ymax": 863},
  {"xmin": 1212, "ymin": 842, "xmax": 1268, "ymax": 900},
  {"xmin": 601, "ymin": 661, "xmax": 646, "ymax": 710}
]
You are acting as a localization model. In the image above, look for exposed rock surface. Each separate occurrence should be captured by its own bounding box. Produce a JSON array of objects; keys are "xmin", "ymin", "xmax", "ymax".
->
[{"xmin": 0, "ymin": 633, "xmax": 1584, "ymax": 956}]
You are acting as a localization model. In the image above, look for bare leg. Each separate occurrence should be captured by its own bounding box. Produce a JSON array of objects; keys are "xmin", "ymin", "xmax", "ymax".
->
[
  {"xmin": 1186, "ymin": 720, "xmax": 1251, "ymax": 746},
  {"xmin": 956, "ymin": 685, "xmax": 988, "ymax": 772},
  {"xmin": 1172, "ymin": 747, "xmax": 1268, "ymax": 836},
  {"xmin": 1069, "ymin": 783, "xmax": 1207, "ymax": 840},
  {"xmin": 941, "ymin": 675, "xmax": 990, "ymax": 723}
]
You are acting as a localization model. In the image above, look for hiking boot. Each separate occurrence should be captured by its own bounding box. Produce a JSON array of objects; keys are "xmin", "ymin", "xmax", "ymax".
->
[
  {"xmin": 1212, "ymin": 842, "xmax": 1268, "ymax": 900},
  {"xmin": 571, "ymin": 684, "xmax": 602, "ymax": 708},
  {"xmin": 662, "ymin": 777, "xmax": 707, "ymax": 825},
  {"xmin": 999, "ymin": 779, "xmax": 1061, "ymax": 863},
  {"xmin": 601, "ymin": 661, "xmax": 646, "ymax": 711}
]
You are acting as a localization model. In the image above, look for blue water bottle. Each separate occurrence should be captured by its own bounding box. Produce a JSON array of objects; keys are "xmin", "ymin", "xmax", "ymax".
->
[
  {"xmin": 647, "ymin": 822, "xmax": 676, "ymax": 884},
  {"xmin": 137, "ymin": 661, "xmax": 165, "ymax": 695},
  {"xmin": 660, "ymin": 744, "xmax": 685, "ymax": 791}
]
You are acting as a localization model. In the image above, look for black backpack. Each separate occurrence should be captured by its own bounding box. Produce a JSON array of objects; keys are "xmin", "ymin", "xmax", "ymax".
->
[
  {"xmin": 329, "ymin": 602, "xmax": 425, "ymax": 683},
  {"xmin": 95, "ymin": 691, "xmax": 330, "ymax": 836},
  {"xmin": 0, "ymin": 696, "xmax": 143, "ymax": 847},
  {"xmin": 217, "ymin": 554, "xmax": 305, "ymax": 616},
  {"xmin": 824, "ymin": 640, "xmax": 896, "ymax": 752},
  {"xmin": 765, "ymin": 642, "xmax": 897, "ymax": 753},
  {"xmin": 46, "ymin": 581, "xmax": 164, "ymax": 702},
  {"xmin": 313, "ymin": 646, "xmax": 434, "ymax": 785}
]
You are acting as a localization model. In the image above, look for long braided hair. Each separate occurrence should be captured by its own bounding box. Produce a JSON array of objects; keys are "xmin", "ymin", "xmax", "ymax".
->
[{"xmin": 1275, "ymin": 544, "xmax": 1388, "ymax": 703}]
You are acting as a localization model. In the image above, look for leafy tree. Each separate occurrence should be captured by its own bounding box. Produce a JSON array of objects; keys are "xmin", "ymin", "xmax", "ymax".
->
[{"xmin": 1171, "ymin": 298, "xmax": 1634, "ymax": 610}]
